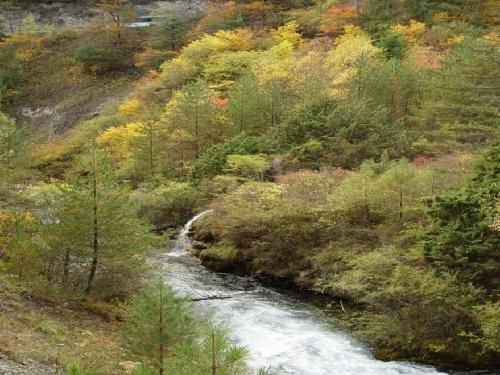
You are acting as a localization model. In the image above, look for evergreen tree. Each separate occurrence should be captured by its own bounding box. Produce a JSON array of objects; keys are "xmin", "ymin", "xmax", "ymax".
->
[
  {"xmin": 381, "ymin": 158, "xmax": 417, "ymax": 223},
  {"xmin": 227, "ymin": 73, "xmax": 265, "ymax": 135},
  {"xmin": 424, "ymin": 37, "xmax": 500, "ymax": 129},
  {"xmin": 165, "ymin": 326, "xmax": 248, "ymax": 375},
  {"xmin": 188, "ymin": 133, "xmax": 258, "ymax": 182},
  {"xmin": 173, "ymin": 80, "xmax": 215, "ymax": 158},
  {"xmin": 133, "ymin": 119, "xmax": 166, "ymax": 180},
  {"xmin": 44, "ymin": 143, "xmax": 151, "ymax": 296},
  {"xmin": 423, "ymin": 144, "xmax": 500, "ymax": 289},
  {"xmin": 261, "ymin": 79, "xmax": 287, "ymax": 128},
  {"xmin": 155, "ymin": 17, "xmax": 189, "ymax": 50},
  {"xmin": 122, "ymin": 282, "xmax": 195, "ymax": 374}
]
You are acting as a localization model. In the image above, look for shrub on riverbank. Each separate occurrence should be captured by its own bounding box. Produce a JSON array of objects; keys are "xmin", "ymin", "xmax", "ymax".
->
[{"xmin": 191, "ymin": 148, "xmax": 500, "ymax": 368}]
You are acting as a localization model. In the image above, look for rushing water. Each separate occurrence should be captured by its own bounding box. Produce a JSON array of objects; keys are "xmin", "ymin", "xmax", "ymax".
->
[{"xmin": 158, "ymin": 211, "xmax": 447, "ymax": 375}]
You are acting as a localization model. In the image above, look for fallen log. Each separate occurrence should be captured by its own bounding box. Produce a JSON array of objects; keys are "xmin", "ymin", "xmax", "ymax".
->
[{"xmin": 191, "ymin": 295, "xmax": 232, "ymax": 302}]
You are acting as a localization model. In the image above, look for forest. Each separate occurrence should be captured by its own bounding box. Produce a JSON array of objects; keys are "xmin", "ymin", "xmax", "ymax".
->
[{"xmin": 0, "ymin": 0, "xmax": 498, "ymax": 374}]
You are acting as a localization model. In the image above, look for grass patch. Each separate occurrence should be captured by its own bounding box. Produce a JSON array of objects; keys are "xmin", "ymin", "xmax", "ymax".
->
[{"xmin": 0, "ymin": 274, "xmax": 126, "ymax": 373}]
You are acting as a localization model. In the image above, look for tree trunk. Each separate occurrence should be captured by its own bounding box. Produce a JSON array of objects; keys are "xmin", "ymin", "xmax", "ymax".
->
[
  {"xmin": 399, "ymin": 185, "xmax": 403, "ymax": 223},
  {"xmin": 239, "ymin": 90, "xmax": 246, "ymax": 133},
  {"xmin": 212, "ymin": 332, "xmax": 217, "ymax": 375},
  {"xmin": 149, "ymin": 122, "xmax": 154, "ymax": 177},
  {"xmin": 194, "ymin": 97, "xmax": 200, "ymax": 158},
  {"xmin": 85, "ymin": 149, "xmax": 99, "ymax": 295},
  {"xmin": 63, "ymin": 250, "xmax": 70, "ymax": 285},
  {"xmin": 159, "ymin": 284, "xmax": 164, "ymax": 375},
  {"xmin": 364, "ymin": 177, "xmax": 370, "ymax": 223}
]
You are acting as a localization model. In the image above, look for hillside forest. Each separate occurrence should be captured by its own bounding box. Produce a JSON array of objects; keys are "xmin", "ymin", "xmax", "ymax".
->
[{"xmin": 0, "ymin": 0, "xmax": 498, "ymax": 374}]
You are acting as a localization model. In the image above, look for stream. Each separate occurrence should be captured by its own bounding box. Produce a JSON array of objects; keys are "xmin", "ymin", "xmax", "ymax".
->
[{"xmin": 157, "ymin": 211, "xmax": 448, "ymax": 375}]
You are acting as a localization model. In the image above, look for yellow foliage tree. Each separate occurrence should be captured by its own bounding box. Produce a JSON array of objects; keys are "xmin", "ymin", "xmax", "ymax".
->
[
  {"xmin": 392, "ymin": 20, "xmax": 426, "ymax": 45},
  {"xmin": 181, "ymin": 28, "xmax": 255, "ymax": 67},
  {"xmin": 160, "ymin": 56, "xmax": 197, "ymax": 89},
  {"xmin": 118, "ymin": 98, "xmax": 142, "ymax": 117},
  {"xmin": 97, "ymin": 122, "xmax": 142, "ymax": 165},
  {"xmin": 324, "ymin": 25, "xmax": 381, "ymax": 96},
  {"xmin": 272, "ymin": 21, "xmax": 303, "ymax": 49},
  {"xmin": 252, "ymin": 42, "xmax": 295, "ymax": 85}
]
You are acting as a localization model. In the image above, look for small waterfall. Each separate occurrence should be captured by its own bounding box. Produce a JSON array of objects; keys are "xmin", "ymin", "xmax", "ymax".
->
[
  {"xmin": 168, "ymin": 209, "xmax": 213, "ymax": 257},
  {"xmin": 158, "ymin": 212, "xmax": 447, "ymax": 375}
]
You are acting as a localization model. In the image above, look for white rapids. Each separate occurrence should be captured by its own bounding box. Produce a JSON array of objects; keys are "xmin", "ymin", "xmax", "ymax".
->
[{"xmin": 157, "ymin": 211, "xmax": 447, "ymax": 375}]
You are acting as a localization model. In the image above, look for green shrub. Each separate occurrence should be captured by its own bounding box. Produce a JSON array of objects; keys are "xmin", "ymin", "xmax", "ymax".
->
[
  {"xmin": 378, "ymin": 30, "xmax": 407, "ymax": 59},
  {"xmin": 131, "ymin": 181, "xmax": 206, "ymax": 227},
  {"xmin": 75, "ymin": 40, "xmax": 123, "ymax": 73},
  {"xmin": 188, "ymin": 133, "xmax": 258, "ymax": 182},
  {"xmin": 66, "ymin": 363, "xmax": 98, "ymax": 375}
]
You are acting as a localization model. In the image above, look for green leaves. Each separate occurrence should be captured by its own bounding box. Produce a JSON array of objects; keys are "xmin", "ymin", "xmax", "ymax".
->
[
  {"xmin": 122, "ymin": 283, "xmax": 195, "ymax": 371},
  {"xmin": 165, "ymin": 326, "xmax": 249, "ymax": 375},
  {"xmin": 227, "ymin": 73, "xmax": 266, "ymax": 135},
  {"xmin": 423, "ymin": 144, "xmax": 500, "ymax": 289},
  {"xmin": 122, "ymin": 284, "xmax": 251, "ymax": 375}
]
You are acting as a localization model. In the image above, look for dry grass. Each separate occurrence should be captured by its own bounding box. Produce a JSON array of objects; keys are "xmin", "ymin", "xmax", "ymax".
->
[{"xmin": 0, "ymin": 274, "xmax": 127, "ymax": 374}]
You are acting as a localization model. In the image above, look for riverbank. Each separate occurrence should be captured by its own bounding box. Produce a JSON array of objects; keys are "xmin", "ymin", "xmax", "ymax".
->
[{"xmin": 188, "ymin": 210, "xmax": 500, "ymax": 373}]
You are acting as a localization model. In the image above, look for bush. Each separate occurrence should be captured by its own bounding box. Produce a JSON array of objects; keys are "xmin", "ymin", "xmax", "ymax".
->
[
  {"xmin": 131, "ymin": 181, "xmax": 206, "ymax": 228},
  {"xmin": 473, "ymin": 302, "xmax": 500, "ymax": 354},
  {"xmin": 199, "ymin": 175, "xmax": 247, "ymax": 198},
  {"xmin": 75, "ymin": 40, "xmax": 123, "ymax": 73},
  {"xmin": 188, "ymin": 133, "xmax": 258, "ymax": 182},
  {"xmin": 361, "ymin": 265, "xmax": 483, "ymax": 363},
  {"xmin": 66, "ymin": 363, "xmax": 98, "ymax": 375},
  {"xmin": 423, "ymin": 144, "xmax": 500, "ymax": 289},
  {"xmin": 378, "ymin": 30, "xmax": 407, "ymax": 59},
  {"xmin": 74, "ymin": 27, "xmax": 141, "ymax": 73}
]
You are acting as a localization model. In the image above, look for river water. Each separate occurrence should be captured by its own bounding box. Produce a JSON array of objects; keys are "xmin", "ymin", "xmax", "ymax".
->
[{"xmin": 157, "ymin": 211, "xmax": 447, "ymax": 375}]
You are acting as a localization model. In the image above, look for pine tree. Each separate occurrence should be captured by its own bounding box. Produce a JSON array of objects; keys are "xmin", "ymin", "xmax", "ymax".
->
[
  {"xmin": 173, "ymin": 80, "xmax": 215, "ymax": 158},
  {"xmin": 381, "ymin": 158, "xmax": 417, "ymax": 223},
  {"xmin": 227, "ymin": 73, "xmax": 265, "ymax": 135},
  {"xmin": 165, "ymin": 325, "xmax": 248, "ymax": 375},
  {"xmin": 44, "ymin": 143, "xmax": 151, "ymax": 297},
  {"xmin": 425, "ymin": 36, "xmax": 500, "ymax": 128},
  {"xmin": 155, "ymin": 17, "xmax": 189, "ymax": 50},
  {"xmin": 132, "ymin": 119, "xmax": 166, "ymax": 180},
  {"xmin": 261, "ymin": 79, "xmax": 287, "ymax": 128},
  {"xmin": 122, "ymin": 282, "xmax": 195, "ymax": 374},
  {"xmin": 423, "ymin": 144, "xmax": 500, "ymax": 290}
]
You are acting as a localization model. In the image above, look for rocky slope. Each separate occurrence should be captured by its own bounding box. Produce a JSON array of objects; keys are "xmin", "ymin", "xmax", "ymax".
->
[
  {"xmin": 0, "ymin": 0, "xmax": 207, "ymax": 33},
  {"xmin": 0, "ymin": 353, "xmax": 52, "ymax": 375}
]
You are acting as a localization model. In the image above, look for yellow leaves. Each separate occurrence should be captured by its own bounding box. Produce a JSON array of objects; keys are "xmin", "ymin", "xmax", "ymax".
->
[
  {"xmin": 97, "ymin": 122, "xmax": 142, "ymax": 164},
  {"xmin": 324, "ymin": 25, "xmax": 381, "ymax": 96},
  {"xmin": 160, "ymin": 56, "xmax": 197, "ymax": 89},
  {"xmin": 252, "ymin": 47, "xmax": 294, "ymax": 86},
  {"xmin": 181, "ymin": 28, "xmax": 256, "ymax": 65},
  {"xmin": 222, "ymin": 181, "xmax": 284, "ymax": 213},
  {"xmin": 118, "ymin": 98, "xmax": 142, "ymax": 117},
  {"xmin": 392, "ymin": 20, "xmax": 426, "ymax": 45},
  {"xmin": 0, "ymin": 210, "xmax": 34, "ymax": 224},
  {"xmin": 4, "ymin": 33, "xmax": 44, "ymax": 64},
  {"xmin": 272, "ymin": 21, "xmax": 303, "ymax": 49},
  {"xmin": 336, "ymin": 24, "xmax": 367, "ymax": 44},
  {"xmin": 448, "ymin": 35, "xmax": 465, "ymax": 47},
  {"xmin": 212, "ymin": 29, "xmax": 256, "ymax": 52},
  {"xmin": 484, "ymin": 31, "xmax": 500, "ymax": 45},
  {"xmin": 163, "ymin": 28, "xmax": 255, "ymax": 88},
  {"xmin": 433, "ymin": 12, "xmax": 453, "ymax": 23},
  {"xmin": 118, "ymin": 99, "xmax": 142, "ymax": 117}
]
